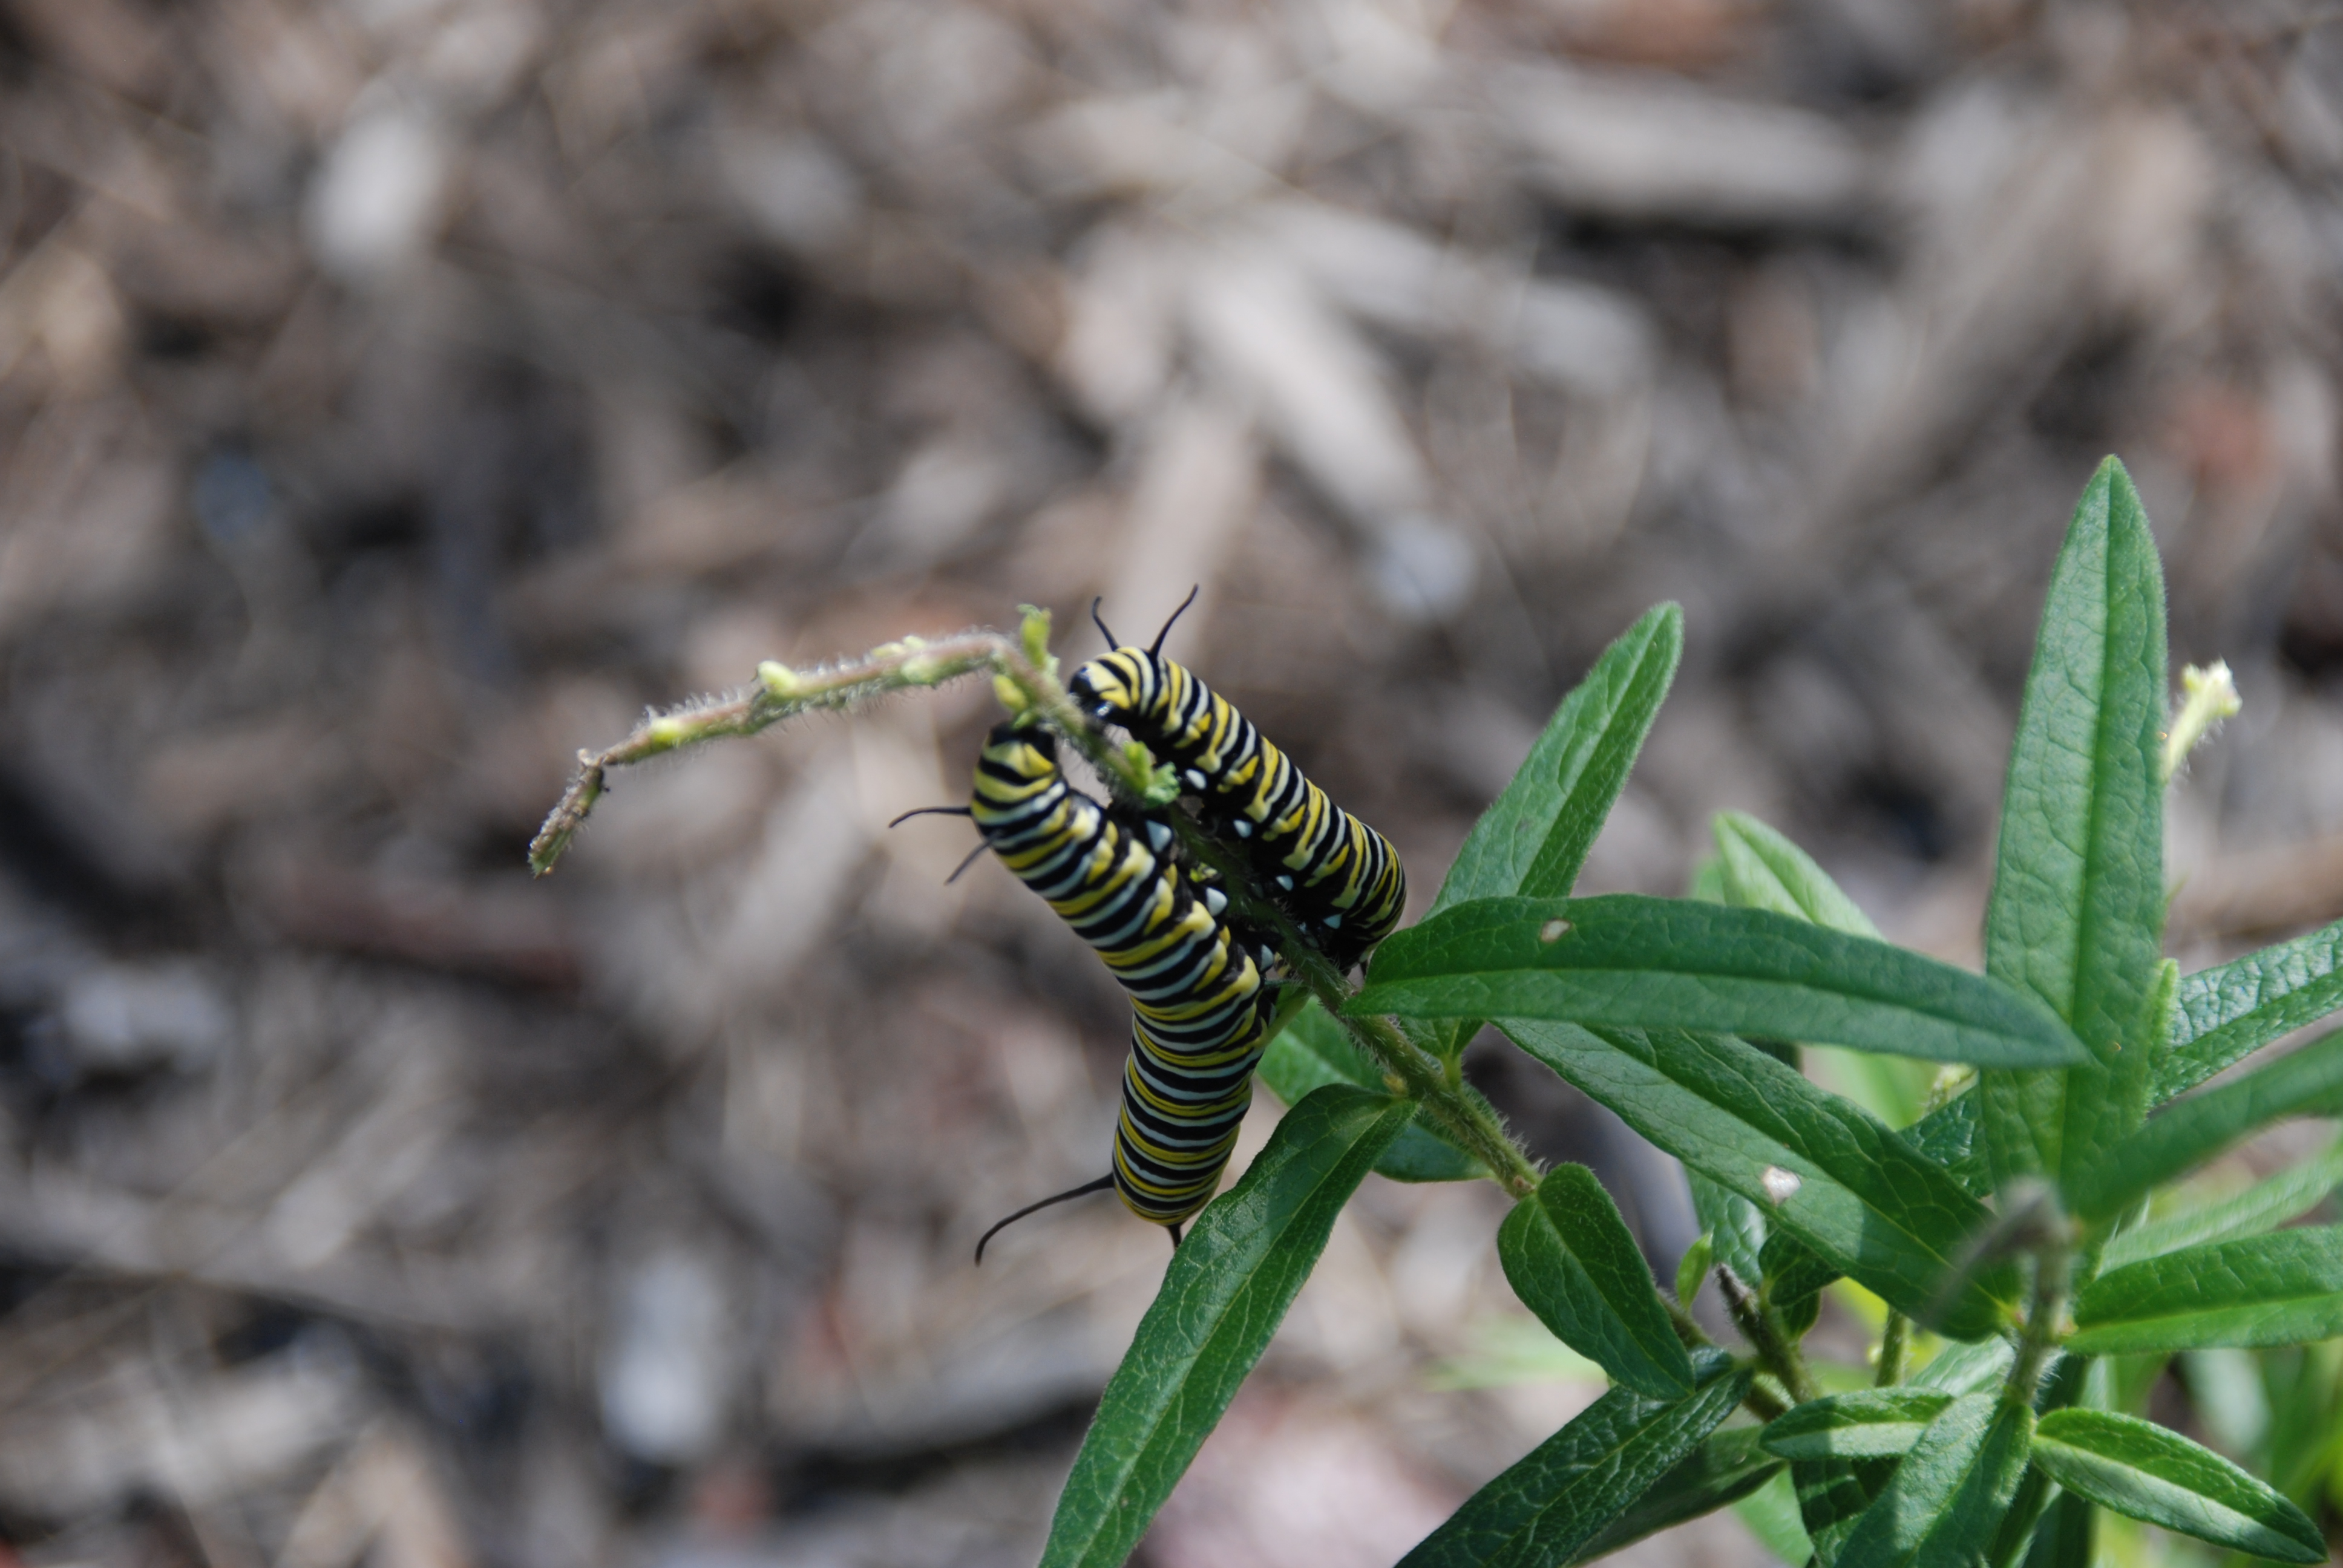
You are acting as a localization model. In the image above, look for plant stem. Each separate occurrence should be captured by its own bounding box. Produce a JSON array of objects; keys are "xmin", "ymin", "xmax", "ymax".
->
[
  {"xmin": 1718, "ymin": 1267, "xmax": 1818, "ymax": 1404},
  {"xmin": 1663, "ymin": 1294, "xmax": 1714, "ymax": 1350},
  {"xmin": 1875, "ymin": 1311, "xmax": 1910, "ymax": 1387},
  {"xmin": 2005, "ymin": 1240, "xmax": 2071, "ymax": 1412},
  {"xmin": 1740, "ymin": 1377, "xmax": 1789, "ymax": 1423}
]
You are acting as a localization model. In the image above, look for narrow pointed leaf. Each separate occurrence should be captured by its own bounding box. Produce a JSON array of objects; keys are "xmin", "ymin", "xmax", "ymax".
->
[
  {"xmin": 1979, "ymin": 457, "xmax": 2167, "ymax": 1194},
  {"xmin": 2030, "ymin": 1409, "xmax": 2327, "ymax": 1563},
  {"xmin": 1360, "ymin": 895, "xmax": 2089, "ymax": 1069},
  {"xmin": 1911, "ymin": 1337, "xmax": 2016, "ymax": 1395},
  {"xmin": 1499, "ymin": 1022, "xmax": 2015, "ymax": 1339},
  {"xmin": 1798, "ymin": 1459, "xmax": 1899, "ymax": 1567},
  {"xmin": 1038, "ymin": 1086, "xmax": 1414, "ymax": 1568},
  {"xmin": 1425, "ymin": 604, "xmax": 1683, "ymax": 1057},
  {"xmin": 1988, "ymin": 1351, "xmax": 2090, "ymax": 1568},
  {"xmin": 1715, "ymin": 813, "xmax": 1933, "ymax": 1128},
  {"xmin": 1430, "ymin": 604, "xmax": 1683, "ymax": 916},
  {"xmin": 2103, "ymin": 1131, "xmax": 2343, "ymax": 1268},
  {"xmin": 2020, "ymin": 1491, "xmax": 2094, "ymax": 1568},
  {"xmin": 1715, "ymin": 811, "xmax": 1884, "ymax": 937},
  {"xmin": 1834, "ymin": 1394, "xmax": 2036, "ymax": 1568},
  {"xmin": 1398, "ymin": 1351, "xmax": 1749, "ymax": 1568},
  {"xmin": 2067, "ymin": 1028, "xmax": 2343, "ymax": 1222},
  {"xmin": 1500, "ymin": 1163, "xmax": 1696, "ymax": 1399},
  {"xmin": 1256, "ymin": 998, "xmax": 1487, "ymax": 1183},
  {"xmin": 2163, "ymin": 914, "xmax": 2343, "ymax": 1100},
  {"xmin": 1763, "ymin": 1392, "xmax": 1957, "ymax": 1461},
  {"xmin": 1676, "ymin": 1232, "xmax": 1714, "ymax": 1309},
  {"xmin": 1561, "ymin": 1426, "xmax": 1783, "ymax": 1567},
  {"xmin": 2068, "ymin": 1226, "xmax": 2343, "ymax": 1354}
]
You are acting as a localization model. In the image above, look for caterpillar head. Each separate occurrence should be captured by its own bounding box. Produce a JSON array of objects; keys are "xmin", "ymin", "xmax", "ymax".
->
[{"xmin": 1068, "ymin": 652, "xmax": 1147, "ymax": 722}]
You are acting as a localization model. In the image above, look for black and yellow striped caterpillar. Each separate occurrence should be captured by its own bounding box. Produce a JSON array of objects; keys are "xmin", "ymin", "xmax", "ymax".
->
[
  {"xmin": 1069, "ymin": 599, "xmax": 1406, "ymax": 970},
  {"xmin": 958, "ymin": 722, "xmax": 1279, "ymax": 1254}
]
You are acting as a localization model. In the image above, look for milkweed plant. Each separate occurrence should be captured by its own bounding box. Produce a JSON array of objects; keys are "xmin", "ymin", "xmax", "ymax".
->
[{"xmin": 534, "ymin": 459, "xmax": 2343, "ymax": 1568}]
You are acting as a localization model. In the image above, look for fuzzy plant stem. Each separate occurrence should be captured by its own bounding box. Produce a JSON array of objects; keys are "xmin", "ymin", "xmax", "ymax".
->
[
  {"xmin": 1718, "ymin": 1266, "xmax": 1819, "ymax": 1405},
  {"xmin": 530, "ymin": 609, "xmax": 1542, "ymax": 1201},
  {"xmin": 1875, "ymin": 1310, "xmax": 1911, "ymax": 1387},
  {"xmin": 2005, "ymin": 1240, "xmax": 2072, "ymax": 1413}
]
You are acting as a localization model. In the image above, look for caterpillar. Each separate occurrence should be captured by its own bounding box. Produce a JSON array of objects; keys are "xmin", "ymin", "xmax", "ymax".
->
[
  {"xmin": 947, "ymin": 721, "xmax": 1280, "ymax": 1256},
  {"xmin": 1068, "ymin": 595, "xmax": 1406, "ymax": 970}
]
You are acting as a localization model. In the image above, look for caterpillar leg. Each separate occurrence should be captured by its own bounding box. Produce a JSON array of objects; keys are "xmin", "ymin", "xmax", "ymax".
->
[{"xmin": 1168, "ymin": 1223, "xmax": 1183, "ymax": 1249}]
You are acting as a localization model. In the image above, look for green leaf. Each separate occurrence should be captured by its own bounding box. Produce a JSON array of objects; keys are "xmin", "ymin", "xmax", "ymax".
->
[
  {"xmin": 1423, "ymin": 604, "xmax": 1683, "ymax": 1056},
  {"xmin": 1561, "ymin": 1426, "xmax": 1784, "ymax": 1567},
  {"xmin": 2020, "ymin": 1495, "xmax": 2094, "ymax": 1568},
  {"xmin": 1760, "ymin": 1228, "xmax": 1839, "ymax": 1337},
  {"xmin": 1689, "ymin": 1169, "xmax": 1766, "ymax": 1287},
  {"xmin": 2030, "ymin": 1409, "xmax": 2327, "ymax": 1563},
  {"xmin": 2068, "ymin": 1226, "xmax": 2343, "ymax": 1354},
  {"xmin": 1904, "ymin": 1092, "xmax": 1990, "ymax": 1195},
  {"xmin": 2163, "ymin": 914, "xmax": 2343, "ymax": 1100},
  {"xmin": 2066, "ymin": 1027, "xmax": 2343, "ymax": 1222},
  {"xmin": 1714, "ymin": 813, "xmax": 1933, "ymax": 1128},
  {"xmin": 1500, "ymin": 1023, "xmax": 2015, "ymax": 1339},
  {"xmin": 1038, "ymin": 1085, "xmax": 1414, "ymax": 1568},
  {"xmin": 1398, "ymin": 1351, "xmax": 1750, "ymax": 1568},
  {"xmin": 1740, "ymin": 1465, "xmax": 1817, "ymax": 1566},
  {"xmin": 2019, "ymin": 1491, "xmax": 2094, "ymax": 1568},
  {"xmin": 1715, "ymin": 811, "xmax": 1884, "ymax": 938},
  {"xmin": 1911, "ymin": 1337, "xmax": 2016, "ymax": 1395},
  {"xmin": 1986, "ymin": 1352, "xmax": 2091, "ymax": 1568},
  {"xmin": 1500, "ymin": 1164, "xmax": 1696, "ymax": 1399},
  {"xmin": 1795, "ymin": 1459, "xmax": 1898, "ymax": 1567},
  {"xmin": 1834, "ymin": 1394, "xmax": 2036, "ymax": 1568},
  {"xmin": 1256, "ymin": 998, "xmax": 1487, "ymax": 1183},
  {"xmin": 1430, "ymin": 604, "xmax": 1683, "ymax": 917},
  {"xmin": 1761, "ymin": 1391, "xmax": 1958, "ymax": 1461},
  {"xmin": 1979, "ymin": 457, "xmax": 2168, "ymax": 1195},
  {"xmin": 1360, "ymin": 895, "xmax": 2089, "ymax": 1069},
  {"xmin": 1677, "ymin": 1231, "xmax": 1714, "ymax": 1309},
  {"xmin": 2103, "ymin": 1131, "xmax": 2343, "ymax": 1268}
]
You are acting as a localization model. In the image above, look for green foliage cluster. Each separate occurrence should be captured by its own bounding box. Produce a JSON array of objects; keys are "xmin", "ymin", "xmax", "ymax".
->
[
  {"xmin": 555, "ymin": 459, "xmax": 2343, "ymax": 1567},
  {"xmin": 1041, "ymin": 459, "xmax": 2341, "ymax": 1568}
]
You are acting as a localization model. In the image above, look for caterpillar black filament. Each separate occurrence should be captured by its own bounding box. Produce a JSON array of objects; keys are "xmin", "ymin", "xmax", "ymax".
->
[
  {"xmin": 1069, "ymin": 599, "xmax": 1406, "ymax": 970},
  {"xmin": 965, "ymin": 722, "xmax": 1278, "ymax": 1252}
]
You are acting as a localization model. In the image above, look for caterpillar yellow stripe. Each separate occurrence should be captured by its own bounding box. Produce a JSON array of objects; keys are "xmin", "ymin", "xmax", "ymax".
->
[
  {"xmin": 1069, "ymin": 643, "xmax": 1406, "ymax": 969},
  {"xmin": 971, "ymin": 723, "xmax": 1277, "ymax": 1233}
]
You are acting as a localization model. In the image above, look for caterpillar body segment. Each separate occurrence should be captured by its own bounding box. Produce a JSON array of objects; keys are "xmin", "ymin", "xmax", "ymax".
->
[
  {"xmin": 970, "ymin": 723, "xmax": 1277, "ymax": 1233},
  {"xmin": 1067, "ymin": 646, "xmax": 1406, "ymax": 969}
]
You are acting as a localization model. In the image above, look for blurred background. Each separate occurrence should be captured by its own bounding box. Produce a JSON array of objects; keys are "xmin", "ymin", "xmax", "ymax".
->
[{"xmin": 2, "ymin": 0, "xmax": 2341, "ymax": 1563}]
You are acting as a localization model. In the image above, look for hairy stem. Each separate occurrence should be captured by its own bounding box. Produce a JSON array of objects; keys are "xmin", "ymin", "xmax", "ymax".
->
[
  {"xmin": 529, "ymin": 629, "xmax": 1012, "ymax": 875},
  {"xmin": 1663, "ymin": 1293, "xmax": 1714, "ymax": 1350},
  {"xmin": 1875, "ymin": 1311, "xmax": 1910, "ymax": 1387},
  {"xmin": 2005, "ymin": 1240, "xmax": 2071, "ymax": 1412},
  {"xmin": 1719, "ymin": 1267, "xmax": 1818, "ymax": 1404}
]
